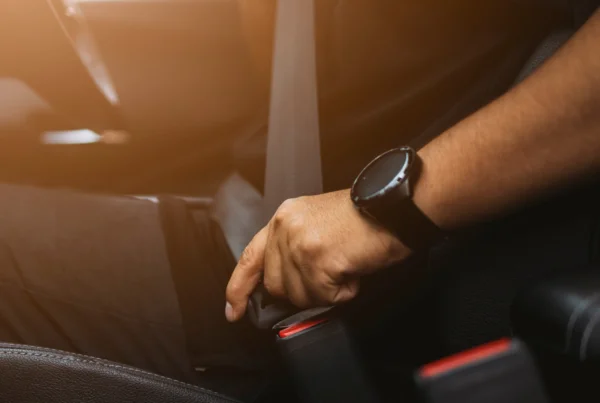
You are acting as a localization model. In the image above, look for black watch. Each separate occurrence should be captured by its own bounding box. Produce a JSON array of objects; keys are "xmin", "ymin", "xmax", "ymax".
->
[{"xmin": 351, "ymin": 146, "xmax": 444, "ymax": 252}]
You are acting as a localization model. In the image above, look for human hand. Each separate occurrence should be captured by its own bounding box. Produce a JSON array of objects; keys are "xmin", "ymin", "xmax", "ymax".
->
[{"xmin": 225, "ymin": 189, "xmax": 411, "ymax": 322}]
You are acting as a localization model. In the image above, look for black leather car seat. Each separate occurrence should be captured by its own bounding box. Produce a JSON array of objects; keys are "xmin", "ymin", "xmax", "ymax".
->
[{"xmin": 0, "ymin": 343, "xmax": 239, "ymax": 403}]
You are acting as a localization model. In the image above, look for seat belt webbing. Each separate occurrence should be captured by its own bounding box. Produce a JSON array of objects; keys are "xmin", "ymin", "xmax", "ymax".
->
[
  {"xmin": 263, "ymin": 0, "xmax": 323, "ymax": 221},
  {"xmin": 243, "ymin": 0, "xmax": 327, "ymax": 328},
  {"xmin": 214, "ymin": 0, "xmax": 322, "ymax": 263}
]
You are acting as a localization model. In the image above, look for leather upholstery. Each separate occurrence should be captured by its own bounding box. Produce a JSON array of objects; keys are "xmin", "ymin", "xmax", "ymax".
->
[{"xmin": 0, "ymin": 343, "xmax": 240, "ymax": 403}]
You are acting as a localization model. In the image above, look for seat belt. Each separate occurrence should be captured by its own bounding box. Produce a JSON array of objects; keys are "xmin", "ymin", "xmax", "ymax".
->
[
  {"xmin": 263, "ymin": 0, "xmax": 323, "ymax": 218},
  {"xmin": 212, "ymin": 0, "xmax": 324, "ymax": 328},
  {"xmin": 214, "ymin": 0, "xmax": 322, "ymax": 263},
  {"xmin": 247, "ymin": 0, "xmax": 324, "ymax": 329}
]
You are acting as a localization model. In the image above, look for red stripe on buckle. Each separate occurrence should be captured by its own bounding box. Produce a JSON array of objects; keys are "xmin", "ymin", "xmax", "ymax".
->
[
  {"xmin": 420, "ymin": 338, "xmax": 511, "ymax": 378},
  {"xmin": 278, "ymin": 318, "xmax": 328, "ymax": 339}
]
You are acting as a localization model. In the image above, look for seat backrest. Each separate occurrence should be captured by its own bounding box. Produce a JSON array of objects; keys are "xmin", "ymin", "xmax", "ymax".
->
[
  {"xmin": 410, "ymin": 27, "xmax": 574, "ymax": 151},
  {"xmin": 0, "ymin": 343, "xmax": 239, "ymax": 403},
  {"xmin": 422, "ymin": 28, "xmax": 576, "ymax": 356},
  {"xmin": 512, "ymin": 30, "xmax": 574, "ymax": 85}
]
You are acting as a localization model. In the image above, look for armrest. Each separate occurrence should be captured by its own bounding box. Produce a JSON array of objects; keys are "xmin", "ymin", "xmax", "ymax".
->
[{"xmin": 0, "ymin": 343, "xmax": 239, "ymax": 403}]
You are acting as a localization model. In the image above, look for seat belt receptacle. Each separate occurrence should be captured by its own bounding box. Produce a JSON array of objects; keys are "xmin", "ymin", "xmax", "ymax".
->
[{"xmin": 415, "ymin": 339, "xmax": 550, "ymax": 403}]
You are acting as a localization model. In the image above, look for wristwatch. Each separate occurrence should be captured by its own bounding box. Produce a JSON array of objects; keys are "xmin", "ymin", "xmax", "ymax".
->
[{"xmin": 350, "ymin": 146, "xmax": 444, "ymax": 252}]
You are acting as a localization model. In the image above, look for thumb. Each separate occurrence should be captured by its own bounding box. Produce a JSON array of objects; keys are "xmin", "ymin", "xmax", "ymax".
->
[{"xmin": 225, "ymin": 226, "xmax": 268, "ymax": 322}]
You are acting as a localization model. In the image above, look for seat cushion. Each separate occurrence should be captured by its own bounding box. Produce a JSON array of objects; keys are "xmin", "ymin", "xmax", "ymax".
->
[{"xmin": 0, "ymin": 343, "xmax": 240, "ymax": 403}]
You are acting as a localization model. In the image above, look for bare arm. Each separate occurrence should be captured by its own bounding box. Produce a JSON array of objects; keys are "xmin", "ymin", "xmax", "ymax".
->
[
  {"xmin": 416, "ymin": 10, "xmax": 600, "ymax": 230},
  {"xmin": 226, "ymin": 11, "xmax": 600, "ymax": 320}
]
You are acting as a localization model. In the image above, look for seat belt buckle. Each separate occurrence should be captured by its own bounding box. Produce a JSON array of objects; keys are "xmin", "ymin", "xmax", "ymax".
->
[
  {"xmin": 274, "ymin": 312, "xmax": 380, "ymax": 403},
  {"xmin": 415, "ymin": 338, "xmax": 550, "ymax": 403}
]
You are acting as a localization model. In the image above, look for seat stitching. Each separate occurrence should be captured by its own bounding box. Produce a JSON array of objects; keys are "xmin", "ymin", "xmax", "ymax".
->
[{"xmin": 0, "ymin": 349, "xmax": 239, "ymax": 402}]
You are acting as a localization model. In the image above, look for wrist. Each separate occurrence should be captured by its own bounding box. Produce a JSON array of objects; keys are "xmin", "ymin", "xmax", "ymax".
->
[
  {"xmin": 351, "ymin": 147, "xmax": 447, "ymax": 251},
  {"xmin": 412, "ymin": 146, "xmax": 456, "ymax": 232},
  {"xmin": 342, "ymin": 188, "xmax": 412, "ymax": 261}
]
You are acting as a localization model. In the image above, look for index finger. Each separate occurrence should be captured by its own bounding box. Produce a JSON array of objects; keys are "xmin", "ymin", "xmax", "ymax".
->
[{"xmin": 225, "ymin": 226, "xmax": 269, "ymax": 321}]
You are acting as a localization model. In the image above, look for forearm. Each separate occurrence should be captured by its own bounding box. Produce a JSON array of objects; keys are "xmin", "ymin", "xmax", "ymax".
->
[{"xmin": 414, "ymin": 11, "xmax": 600, "ymax": 231}]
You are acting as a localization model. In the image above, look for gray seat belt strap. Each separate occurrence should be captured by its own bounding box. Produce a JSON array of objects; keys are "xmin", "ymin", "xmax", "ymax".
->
[
  {"xmin": 244, "ymin": 0, "xmax": 326, "ymax": 328},
  {"xmin": 263, "ymin": 0, "xmax": 323, "ymax": 220},
  {"xmin": 213, "ymin": 0, "xmax": 323, "ymax": 261}
]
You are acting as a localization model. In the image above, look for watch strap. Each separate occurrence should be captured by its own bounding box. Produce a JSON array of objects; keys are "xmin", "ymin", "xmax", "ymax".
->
[
  {"xmin": 363, "ymin": 191, "xmax": 444, "ymax": 252},
  {"xmin": 352, "ymin": 147, "xmax": 446, "ymax": 252}
]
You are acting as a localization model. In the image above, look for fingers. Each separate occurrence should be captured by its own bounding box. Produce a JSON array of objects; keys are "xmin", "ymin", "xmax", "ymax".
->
[
  {"xmin": 263, "ymin": 225, "xmax": 285, "ymax": 299},
  {"xmin": 282, "ymin": 264, "xmax": 314, "ymax": 309},
  {"xmin": 265, "ymin": 230, "xmax": 354, "ymax": 308},
  {"xmin": 265, "ymin": 226, "xmax": 314, "ymax": 308},
  {"xmin": 225, "ymin": 226, "xmax": 268, "ymax": 322},
  {"xmin": 332, "ymin": 278, "xmax": 361, "ymax": 304},
  {"xmin": 226, "ymin": 192, "xmax": 368, "ymax": 323}
]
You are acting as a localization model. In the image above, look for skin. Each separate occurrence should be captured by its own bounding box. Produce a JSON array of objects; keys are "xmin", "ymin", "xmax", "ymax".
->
[{"xmin": 226, "ymin": 10, "xmax": 600, "ymax": 322}]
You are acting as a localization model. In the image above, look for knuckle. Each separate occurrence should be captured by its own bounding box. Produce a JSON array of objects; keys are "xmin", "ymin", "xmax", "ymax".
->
[
  {"xmin": 333, "ymin": 258, "xmax": 352, "ymax": 278},
  {"xmin": 310, "ymin": 265, "xmax": 349, "ymax": 304},
  {"xmin": 333, "ymin": 281, "xmax": 361, "ymax": 304},
  {"xmin": 279, "ymin": 198, "xmax": 296, "ymax": 211},
  {"xmin": 273, "ymin": 199, "xmax": 296, "ymax": 225},
  {"xmin": 272, "ymin": 211, "xmax": 285, "ymax": 227},
  {"xmin": 287, "ymin": 215, "xmax": 305, "ymax": 233},
  {"xmin": 322, "ymin": 253, "xmax": 350, "ymax": 275},
  {"xmin": 296, "ymin": 235, "xmax": 322, "ymax": 257},
  {"xmin": 238, "ymin": 246, "xmax": 255, "ymax": 267},
  {"xmin": 226, "ymin": 281, "xmax": 241, "ymax": 300},
  {"xmin": 347, "ymin": 284, "xmax": 360, "ymax": 299}
]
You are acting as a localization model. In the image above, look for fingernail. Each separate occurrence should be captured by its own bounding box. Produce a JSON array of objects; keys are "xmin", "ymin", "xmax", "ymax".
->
[{"xmin": 225, "ymin": 302, "xmax": 235, "ymax": 322}]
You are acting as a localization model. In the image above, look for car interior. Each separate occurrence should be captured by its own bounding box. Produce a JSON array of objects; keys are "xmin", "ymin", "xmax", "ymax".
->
[{"xmin": 0, "ymin": 0, "xmax": 597, "ymax": 402}]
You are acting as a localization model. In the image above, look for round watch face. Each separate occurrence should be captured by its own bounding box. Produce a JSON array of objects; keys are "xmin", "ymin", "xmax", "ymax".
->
[{"xmin": 352, "ymin": 148, "xmax": 412, "ymax": 202}]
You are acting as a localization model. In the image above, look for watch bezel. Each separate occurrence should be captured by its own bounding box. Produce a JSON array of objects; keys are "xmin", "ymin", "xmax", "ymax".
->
[{"xmin": 351, "ymin": 146, "xmax": 417, "ymax": 208}]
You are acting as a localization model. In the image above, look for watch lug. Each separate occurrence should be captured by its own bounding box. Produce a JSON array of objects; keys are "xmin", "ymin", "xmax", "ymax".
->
[{"xmin": 401, "ymin": 176, "xmax": 413, "ymax": 198}]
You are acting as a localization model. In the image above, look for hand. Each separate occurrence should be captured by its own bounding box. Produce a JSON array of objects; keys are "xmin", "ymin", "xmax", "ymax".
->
[{"xmin": 225, "ymin": 189, "xmax": 411, "ymax": 322}]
